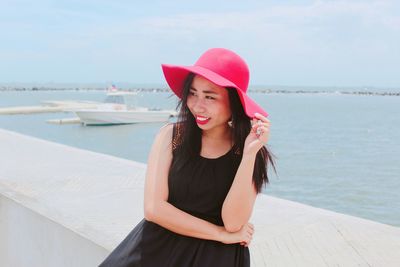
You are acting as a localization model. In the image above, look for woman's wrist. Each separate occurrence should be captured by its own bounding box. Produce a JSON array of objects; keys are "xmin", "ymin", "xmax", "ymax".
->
[
  {"xmin": 215, "ymin": 226, "xmax": 227, "ymax": 243},
  {"xmin": 242, "ymin": 152, "xmax": 257, "ymax": 161}
]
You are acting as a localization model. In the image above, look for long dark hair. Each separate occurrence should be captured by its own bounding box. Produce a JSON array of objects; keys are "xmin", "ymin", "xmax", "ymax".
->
[{"xmin": 170, "ymin": 73, "xmax": 277, "ymax": 193}]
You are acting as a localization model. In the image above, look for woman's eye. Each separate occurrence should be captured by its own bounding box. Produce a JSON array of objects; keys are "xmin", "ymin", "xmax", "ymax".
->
[{"xmin": 188, "ymin": 92, "xmax": 214, "ymax": 100}]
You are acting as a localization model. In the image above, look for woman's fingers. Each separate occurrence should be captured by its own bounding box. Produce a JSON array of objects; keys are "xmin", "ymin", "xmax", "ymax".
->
[
  {"xmin": 239, "ymin": 223, "xmax": 255, "ymax": 247},
  {"xmin": 251, "ymin": 121, "xmax": 270, "ymax": 128},
  {"xmin": 243, "ymin": 237, "xmax": 252, "ymax": 247},
  {"xmin": 251, "ymin": 113, "xmax": 270, "ymax": 138},
  {"xmin": 252, "ymin": 121, "xmax": 271, "ymax": 137},
  {"xmin": 246, "ymin": 240, "xmax": 251, "ymax": 247},
  {"xmin": 258, "ymin": 126, "xmax": 270, "ymax": 134},
  {"xmin": 246, "ymin": 223, "xmax": 254, "ymax": 233},
  {"xmin": 254, "ymin": 112, "xmax": 269, "ymax": 122},
  {"xmin": 254, "ymin": 126, "xmax": 270, "ymax": 144}
]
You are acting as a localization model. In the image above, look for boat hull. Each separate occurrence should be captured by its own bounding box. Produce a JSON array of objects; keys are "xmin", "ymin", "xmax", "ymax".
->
[{"xmin": 74, "ymin": 110, "xmax": 175, "ymax": 125}]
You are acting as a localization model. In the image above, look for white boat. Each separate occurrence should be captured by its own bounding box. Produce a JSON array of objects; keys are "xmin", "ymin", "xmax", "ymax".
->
[{"xmin": 73, "ymin": 90, "xmax": 177, "ymax": 126}]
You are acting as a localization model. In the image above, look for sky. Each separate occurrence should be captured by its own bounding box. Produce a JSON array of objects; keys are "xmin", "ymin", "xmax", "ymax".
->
[{"xmin": 1, "ymin": 0, "xmax": 399, "ymax": 87}]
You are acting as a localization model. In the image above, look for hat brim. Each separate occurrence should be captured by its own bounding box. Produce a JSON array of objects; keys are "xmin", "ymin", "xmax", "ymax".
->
[
  {"xmin": 162, "ymin": 64, "xmax": 268, "ymax": 118},
  {"xmin": 235, "ymin": 89, "xmax": 269, "ymax": 118}
]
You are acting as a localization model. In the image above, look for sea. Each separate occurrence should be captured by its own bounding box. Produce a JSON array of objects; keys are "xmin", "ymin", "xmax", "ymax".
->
[{"xmin": 0, "ymin": 86, "xmax": 399, "ymax": 227}]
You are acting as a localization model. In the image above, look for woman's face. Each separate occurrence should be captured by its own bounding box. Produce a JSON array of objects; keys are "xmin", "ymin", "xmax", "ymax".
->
[{"xmin": 186, "ymin": 75, "xmax": 232, "ymax": 131}]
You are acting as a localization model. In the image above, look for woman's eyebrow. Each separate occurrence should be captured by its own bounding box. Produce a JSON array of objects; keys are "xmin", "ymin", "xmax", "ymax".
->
[{"xmin": 190, "ymin": 86, "xmax": 219, "ymax": 95}]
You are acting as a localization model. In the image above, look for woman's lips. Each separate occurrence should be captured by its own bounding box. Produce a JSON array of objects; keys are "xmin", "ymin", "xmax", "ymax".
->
[{"xmin": 195, "ymin": 116, "xmax": 211, "ymax": 125}]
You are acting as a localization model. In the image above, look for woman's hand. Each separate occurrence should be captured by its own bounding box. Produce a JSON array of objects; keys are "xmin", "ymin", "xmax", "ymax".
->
[
  {"xmin": 219, "ymin": 222, "xmax": 254, "ymax": 247},
  {"xmin": 243, "ymin": 113, "xmax": 271, "ymax": 156}
]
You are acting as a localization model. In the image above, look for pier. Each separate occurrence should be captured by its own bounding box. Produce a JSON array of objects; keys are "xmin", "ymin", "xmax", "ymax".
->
[
  {"xmin": 0, "ymin": 101, "xmax": 99, "ymax": 115},
  {"xmin": 1, "ymin": 128, "xmax": 399, "ymax": 266}
]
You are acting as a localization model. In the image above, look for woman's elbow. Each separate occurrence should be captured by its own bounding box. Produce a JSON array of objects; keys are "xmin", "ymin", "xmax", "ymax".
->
[
  {"xmin": 224, "ymin": 221, "xmax": 243, "ymax": 233},
  {"xmin": 222, "ymin": 211, "xmax": 245, "ymax": 232},
  {"xmin": 224, "ymin": 224, "xmax": 243, "ymax": 233},
  {"xmin": 144, "ymin": 202, "xmax": 156, "ymax": 221},
  {"xmin": 144, "ymin": 199, "xmax": 166, "ymax": 222}
]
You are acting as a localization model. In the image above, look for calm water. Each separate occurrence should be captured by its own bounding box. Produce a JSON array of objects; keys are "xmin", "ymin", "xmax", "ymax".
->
[{"xmin": 0, "ymin": 90, "xmax": 399, "ymax": 227}]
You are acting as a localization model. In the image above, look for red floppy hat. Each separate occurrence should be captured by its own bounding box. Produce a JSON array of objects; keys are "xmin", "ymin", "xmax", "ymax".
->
[{"xmin": 161, "ymin": 48, "xmax": 268, "ymax": 118}]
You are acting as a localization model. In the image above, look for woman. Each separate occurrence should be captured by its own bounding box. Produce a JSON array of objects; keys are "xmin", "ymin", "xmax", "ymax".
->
[{"xmin": 99, "ymin": 48, "xmax": 276, "ymax": 267}]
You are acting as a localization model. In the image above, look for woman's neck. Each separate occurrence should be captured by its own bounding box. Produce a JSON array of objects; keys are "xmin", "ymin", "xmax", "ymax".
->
[{"xmin": 202, "ymin": 126, "xmax": 232, "ymax": 143}]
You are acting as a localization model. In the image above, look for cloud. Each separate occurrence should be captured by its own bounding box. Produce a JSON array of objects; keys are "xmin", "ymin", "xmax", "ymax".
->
[
  {"xmin": 133, "ymin": 1, "xmax": 399, "ymax": 40},
  {"xmin": 1, "ymin": 0, "xmax": 399, "ymax": 85}
]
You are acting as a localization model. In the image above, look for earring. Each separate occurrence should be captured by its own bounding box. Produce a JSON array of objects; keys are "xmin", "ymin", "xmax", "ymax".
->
[{"xmin": 228, "ymin": 118, "xmax": 233, "ymax": 128}]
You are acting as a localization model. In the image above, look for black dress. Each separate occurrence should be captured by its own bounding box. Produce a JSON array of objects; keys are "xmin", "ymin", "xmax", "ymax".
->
[{"xmin": 99, "ymin": 123, "xmax": 250, "ymax": 267}]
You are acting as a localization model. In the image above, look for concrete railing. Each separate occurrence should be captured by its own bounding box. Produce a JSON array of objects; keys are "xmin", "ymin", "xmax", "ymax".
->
[{"xmin": 1, "ymin": 128, "xmax": 399, "ymax": 267}]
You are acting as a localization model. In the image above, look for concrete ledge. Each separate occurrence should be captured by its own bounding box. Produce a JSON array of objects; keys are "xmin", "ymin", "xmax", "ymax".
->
[
  {"xmin": 0, "ymin": 194, "xmax": 107, "ymax": 266},
  {"xmin": 1, "ymin": 128, "xmax": 400, "ymax": 266}
]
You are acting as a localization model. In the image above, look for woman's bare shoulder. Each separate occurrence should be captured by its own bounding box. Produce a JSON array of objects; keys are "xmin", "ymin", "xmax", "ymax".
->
[
  {"xmin": 158, "ymin": 122, "xmax": 174, "ymax": 139},
  {"xmin": 151, "ymin": 123, "xmax": 175, "ymax": 152},
  {"xmin": 159, "ymin": 122, "xmax": 174, "ymax": 131}
]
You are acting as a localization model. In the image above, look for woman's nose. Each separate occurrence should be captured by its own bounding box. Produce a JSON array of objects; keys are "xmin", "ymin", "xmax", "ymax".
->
[{"xmin": 192, "ymin": 98, "xmax": 206, "ymax": 112}]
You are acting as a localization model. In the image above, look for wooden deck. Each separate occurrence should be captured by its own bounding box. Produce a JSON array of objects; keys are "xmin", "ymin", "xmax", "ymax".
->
[{"xmin": 1, "ymin": 128, "xmax": 399, "ymax": 266}]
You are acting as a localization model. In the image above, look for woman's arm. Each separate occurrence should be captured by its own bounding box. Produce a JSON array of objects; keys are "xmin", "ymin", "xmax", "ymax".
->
[
  {"xmin": 221, "ymin": 154, "xmax": 258, "ymax": 232},
  {"xmin": 144, "ymin": 124, "xmax": 224, "ymax": 242},
  {"xmin": 221, "ymin": 113, "xmax": 271, "ymax": 232}
]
